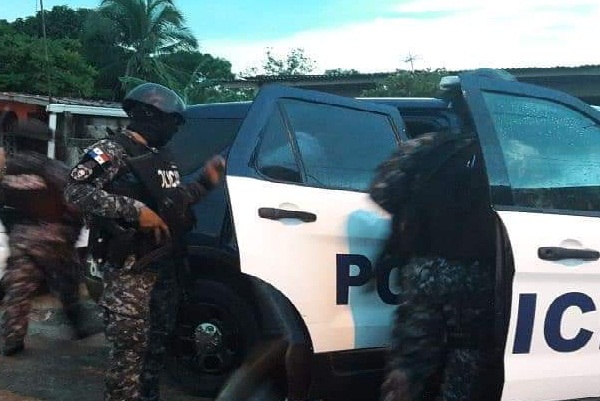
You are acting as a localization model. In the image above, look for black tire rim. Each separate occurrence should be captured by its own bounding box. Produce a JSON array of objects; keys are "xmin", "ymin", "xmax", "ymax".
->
[{"xmin": 172, "ymin": 300, "xmax": 245, "ymax": 377}]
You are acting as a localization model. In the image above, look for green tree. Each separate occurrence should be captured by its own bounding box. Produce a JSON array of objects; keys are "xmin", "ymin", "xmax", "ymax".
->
[
  {"xmin": 161, "ymin": 51, "xmax": 234, "ymax": 82},
  {"xmin": 119, "ymin": 51, "xmax": 255, "ymax": 104},
  {"xmin": 96, "ymin": 0, "xmax": 198, "ymax": 87},
  {"xmin": 0, "ymin": 20, "xmax": 13, "ymax": 35},
  {"xmin": 186, "ymin": 85, "xmax": 256, "ymax": 104},
  {"xmin": 159, "ymin": 51, "xmax": 243, "ymax": 103},
  {"xmin": 0, "ymin": 32, "xmax": 96, "ymax": 97},
  {"xmin": 262, "ymin": 47, "xmax": 316, "ymax": 75},
  {"xmin": 11, "ymin": 6, "xmax": 94, "ymax": 40},
  {"xmin": 362, "ymin": 69, "xmax": 447, "ymax": 97},
  {"xmin": 324, "ymin": 68, "xmax": 360, "ymax": 76},
  {"xmin": 80, "ymin": 13, "xmax": 130, "ymax": 99}
]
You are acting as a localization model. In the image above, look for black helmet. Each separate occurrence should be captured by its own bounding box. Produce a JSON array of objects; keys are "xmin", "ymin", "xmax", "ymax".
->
[
  {"xmin": 122, "ymin": 83, "xmax": 186, "ymax": 148},
  {"xmin": 122, "ymin": 82, "xmax": 185, "ymax": 122}
]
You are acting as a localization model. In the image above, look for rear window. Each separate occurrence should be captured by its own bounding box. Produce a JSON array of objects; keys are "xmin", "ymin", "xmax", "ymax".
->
[
  {"xmin": 255, "ymin": 98, "xmax": 399, "ymax": 192},
  {"xmin": 167, "ymin": 117, "xmax": 243, "ymax": 176}
]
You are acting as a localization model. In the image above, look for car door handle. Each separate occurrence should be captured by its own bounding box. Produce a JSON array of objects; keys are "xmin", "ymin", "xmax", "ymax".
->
[
  {"xmin": 538, "ymin": 246, "xmax": 600, "ymax": 261},
  {"xmin": 258, "ymin": 207, "xmax": 317, "ymax": 223}
]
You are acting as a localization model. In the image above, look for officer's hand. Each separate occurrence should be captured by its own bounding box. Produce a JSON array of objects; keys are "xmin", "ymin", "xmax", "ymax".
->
[
  {"xmin": 204, "ymin": 155, "xmax": 226, "ymax": 185},
  {"xmin": 138, "ymin": 206, "xmax": 170, "ymax": 244}
]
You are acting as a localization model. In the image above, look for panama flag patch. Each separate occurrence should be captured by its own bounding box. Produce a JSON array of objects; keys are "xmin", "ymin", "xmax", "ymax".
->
[{"xmin": 87, "ymin": 147, "xmax": 111, "ymax": 165}]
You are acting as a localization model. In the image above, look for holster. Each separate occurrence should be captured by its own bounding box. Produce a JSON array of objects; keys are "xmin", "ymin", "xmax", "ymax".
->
[{"xmin": 89, "ymin": 218, "xmax": 136, "ymax": 268}]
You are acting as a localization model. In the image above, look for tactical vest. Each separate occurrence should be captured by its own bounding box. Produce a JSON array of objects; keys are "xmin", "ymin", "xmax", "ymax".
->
[{"xmin": 89, "ymin": 134, "xmax": 192, "ymax": 268}]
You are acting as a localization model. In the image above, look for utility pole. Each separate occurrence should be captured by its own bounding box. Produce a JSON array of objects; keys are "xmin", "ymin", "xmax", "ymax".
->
[
  {"xmin": 40, "ymin": 0, "xmax": 57, "ymax": 158},
  {"xmin": 39, "ymin": 0, "xmax": 52, "ymax": 101},
  {"xmin": 404, "ymin": 52, "xmax": 420, "ymax": 73},
  {"xmin": 403, "ymin": 52, "xmax": 421, "ymax": 96}
]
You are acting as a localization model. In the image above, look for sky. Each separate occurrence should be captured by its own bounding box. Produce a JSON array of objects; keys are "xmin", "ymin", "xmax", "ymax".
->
[{"xmin": 5, "ymin": 0, "xmax": 600, "ymax": 75}]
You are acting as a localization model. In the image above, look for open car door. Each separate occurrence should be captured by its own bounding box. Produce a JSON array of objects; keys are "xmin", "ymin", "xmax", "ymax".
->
[
  {"xmin": 461, "ymin": 71, "xmax": 600, "ymax": 401},
  {"xmin": 226, "ymin": 85, "xmax": 406, "ymax": 353}
]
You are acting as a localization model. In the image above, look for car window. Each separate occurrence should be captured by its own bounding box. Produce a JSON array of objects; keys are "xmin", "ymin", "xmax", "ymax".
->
[
  {"xmin": 167, "ymin": 117, "xmax": 243, "ymax": 176},
  {"xmin": 256, "ymin": 98, "xmax": 398, "ymax": 192},
  {"xmin": 482, "ymin": 91, "xmax": 600, "ymax": 210},
  {"xmin": 402, "ymin": 116, "xmax": 451, "ymax": 138},
  {"xmin": 255, "ymin": 109, "xmax": 302, "ymax": 183},
  {"xmin": 186, "ymin": 180, "xmax": 227, "ymax": 237},
  {"xmin": 167, "ymin": 117, "xmax": 243, "ymax": 237}
]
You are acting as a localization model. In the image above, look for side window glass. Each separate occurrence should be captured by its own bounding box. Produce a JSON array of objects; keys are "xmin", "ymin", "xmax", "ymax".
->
[
  {"xmin": 168, "ymin": 117, "xmax": 243, "ymax": 175},
  {"xmin": 482, "ymin": 91, "xmax": 600, "ymax": 211},
  {"xmin": 280, "ymin": 99, "xmax": 398, "ymax": 191},
  {"xmin": 255, "ymin": 110, "xmax": 302, "ymax": 183}
]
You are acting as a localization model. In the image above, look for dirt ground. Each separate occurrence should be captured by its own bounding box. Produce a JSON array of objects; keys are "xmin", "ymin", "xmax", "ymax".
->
[{"xmin": 0, "ymin": 292, "xmax": 208, "ymax": 401}]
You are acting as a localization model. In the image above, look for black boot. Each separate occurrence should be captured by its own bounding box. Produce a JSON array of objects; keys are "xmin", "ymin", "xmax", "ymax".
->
[
  {"xmin": 2, "ymin": 340, "xmax": 24, "ymax": 356},
  {"xmin": 64, "ymin": 303, "xmax": 97, "ymax": 340}
]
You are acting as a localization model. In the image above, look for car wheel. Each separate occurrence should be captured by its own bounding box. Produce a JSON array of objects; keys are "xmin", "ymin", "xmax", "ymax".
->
[
  {"xmin": 215, "ymin": 338, "xmax": 288, "ymax": 401},
  {"xmin": 165, "ymin": 275, "xmax": 260, "ymax": 398},
  {"xmin": 246, "ymin": 379, "xmax": 286, "ymax": 401}
]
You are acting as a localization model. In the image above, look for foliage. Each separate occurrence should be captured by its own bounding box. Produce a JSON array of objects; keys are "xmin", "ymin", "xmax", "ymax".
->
[
  {"xmin": 162, "ymin": 52, "xmax": 254, "ymax": 103},
  {"xmin": 3, "ymin": 5, "xmax": 315, "ymax": 103},
  {"xmin": 11, "ymin": 6, "xmax": 95, "ymax": 40},
  {"xmin": 187, "ymin": 86, "xmax": 256, "ymax": 104},
  {"xmin": 262, "ymin": 47, "xmax": 316, "ymax": 75},
  {"xmin": 80, "ymin": 13, "xmax": 130, "ymax": 99},
  {"xmin": 96, "ymin": 0, "xmax": 198, "ymax": 87},
  {"xmin": 324, "ymin": 68, "xmax": 360, "ymax": 76},
  {"xmin": 0, "ymin": 31, "xmax": 96, "ymax": 97},
  {"xmin": 0, "ymin": 20, "xmax": 14, "ymax": 35},
  {"xmin": 361, "ymin": 69, "xmax": 448, "ymax": 97}
]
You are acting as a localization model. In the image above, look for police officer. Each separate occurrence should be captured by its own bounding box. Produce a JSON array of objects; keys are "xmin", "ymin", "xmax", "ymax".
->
[
  {"xmin": 0, "ymin": 149, "xmax": 89, "ymax": 356},
  {"xmin": 64, "ymin": 82, "xmax": 225, "ymax": 401},
  {"xmin": 370, "ymin": 131, "xmax": 497, "ymax": 401}
]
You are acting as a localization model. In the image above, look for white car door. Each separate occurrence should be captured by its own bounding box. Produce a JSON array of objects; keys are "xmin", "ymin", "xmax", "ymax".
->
[
  {"xmin": 226, "ymin": 85, "xmax": 406, "ymax": 353},
  {"xmin": 461, "ymin": 72, "xmax": 600, "ymax": 401}
]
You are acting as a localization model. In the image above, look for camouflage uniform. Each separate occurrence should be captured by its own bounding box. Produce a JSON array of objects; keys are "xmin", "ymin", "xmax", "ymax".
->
[
  {"xmin": 370, "ymin": 133, "xmax": 497, "ymax": 401},
  {"xmin": 65, "ymin": 135, "xmax": 216, "ymax": 401},
  {"xmin": 0, "ymin": 153, "xmax": 85, "ymax": 355}
]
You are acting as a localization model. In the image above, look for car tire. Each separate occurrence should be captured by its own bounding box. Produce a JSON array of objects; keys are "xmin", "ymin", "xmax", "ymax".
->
[
  {"xmin": 165, "ymin": 274, "xmax": 261, "ymax": 398},
  {"xmin": 215, "ymin": 338, "xmax": 288, "ymax": 401},
  {"xmin": 245, "ymin": 379, "xmax": 286, "ymax": 401}
]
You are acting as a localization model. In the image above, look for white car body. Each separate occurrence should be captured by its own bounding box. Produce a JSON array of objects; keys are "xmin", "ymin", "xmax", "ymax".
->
[
  {"xmin": 82, "ymin": 79, "xmax": 600, "ymax": 401},
  {"xmin": 225, "ymin": 78, "xmax": 600, "ymax": 400}
]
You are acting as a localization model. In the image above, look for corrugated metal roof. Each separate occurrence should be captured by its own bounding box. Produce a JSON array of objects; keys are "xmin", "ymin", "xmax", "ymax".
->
[
  {"xmin": 236, "ymin": 72, "xmax": 392, "ymax": 83},
  {"xmin": 0, "ymin": 92, "xmax": 121, "ymax": 108},
  {"xmin": 229, "ymin": 65, "xmax": 600, "ymax": 84}
]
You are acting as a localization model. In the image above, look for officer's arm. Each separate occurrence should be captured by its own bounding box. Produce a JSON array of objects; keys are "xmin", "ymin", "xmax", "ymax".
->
[
  {"xmin": 180, "ymin": 155, "xmax": 225, "ymax": 204},
  {"xmin": 64, "ymin": 140, "xmax": 146, "ymax": 224}
]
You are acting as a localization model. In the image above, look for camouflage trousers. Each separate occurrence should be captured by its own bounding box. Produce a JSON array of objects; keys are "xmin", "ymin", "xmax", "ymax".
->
[
  {"xmin": 380, "ymin": 257, "xmax": 495, "ymax": 401},
  {"xmin": 1, "ymin": 223, "xmax": 82, "ymax": 346},
  {"xmin": 100, "ymin": 258, "xmax": 179, "ymax": 401}
]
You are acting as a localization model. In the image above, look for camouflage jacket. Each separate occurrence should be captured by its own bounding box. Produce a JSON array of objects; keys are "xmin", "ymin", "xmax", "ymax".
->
[
  {"xmin": 64, "ymin": 133, "xmax": 216, "ymax": 226},
  {"xmin": 2, "ymin": 152, "xmax": 82, "ymax": 228}
]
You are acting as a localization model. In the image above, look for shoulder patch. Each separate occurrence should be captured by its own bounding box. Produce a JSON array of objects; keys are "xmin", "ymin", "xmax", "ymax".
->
[
  {"xmin": 70, "ymin": 164, "xmax": 94, "ymax": 181},
  {"xmin": 87, "ymin": 147, "xmax": 112, "ymax": 166}
]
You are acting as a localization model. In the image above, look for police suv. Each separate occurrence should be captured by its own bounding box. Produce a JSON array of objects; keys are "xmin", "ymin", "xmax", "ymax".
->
[{"xmin": 85, "ymin": 69, "xmax": 600, "ymax": 401}]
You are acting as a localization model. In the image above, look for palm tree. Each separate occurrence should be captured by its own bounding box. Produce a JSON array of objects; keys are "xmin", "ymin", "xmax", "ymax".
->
[{"xmin": 98, "ymin": 0, "xmax": 198, "ymax": 88}]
